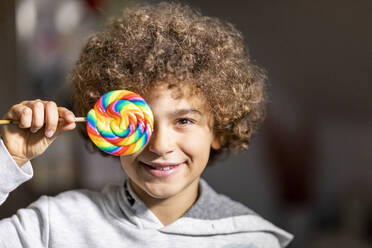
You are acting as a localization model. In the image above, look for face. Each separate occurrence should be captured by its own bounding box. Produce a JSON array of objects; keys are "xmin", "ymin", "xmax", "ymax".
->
[{"xmin": 120, "ymin": 84, "xmax": 220, "ymax": 204}]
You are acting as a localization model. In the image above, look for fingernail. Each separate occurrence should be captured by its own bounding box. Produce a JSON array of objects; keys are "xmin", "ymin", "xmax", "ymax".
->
[
  {"xmin": 45, "ymin": 130, "xmax": 54, "ymax": 138},
  {"xmin": 30, "ymin": 128, "xmax": 38, "ymax": 133}
]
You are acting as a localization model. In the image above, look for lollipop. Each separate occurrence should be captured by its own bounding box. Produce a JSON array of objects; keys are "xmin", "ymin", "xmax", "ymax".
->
[
  {"xmin": 0, "ymin": 90, "xmax": 153, "ymax": 156},
  {"xmin": 86, "ymin": 90, "xmax": 154, "ymax": 156}
]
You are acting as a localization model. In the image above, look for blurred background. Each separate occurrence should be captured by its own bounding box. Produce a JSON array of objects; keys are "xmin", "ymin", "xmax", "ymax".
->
[{"xmin": 1, "ymin": 0, "xmax": 371, "ymax": 247}]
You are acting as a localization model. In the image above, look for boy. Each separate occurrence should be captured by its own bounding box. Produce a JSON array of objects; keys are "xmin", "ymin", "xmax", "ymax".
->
[{"xmin": 0, "ymin": 2, "xmax": 293, "ymax": 247}]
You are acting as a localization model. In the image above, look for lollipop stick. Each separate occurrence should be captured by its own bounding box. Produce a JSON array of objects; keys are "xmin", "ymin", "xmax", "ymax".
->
[{"xmin": 0, "ymin": 117, "xmax": 87, "ymax": 125}]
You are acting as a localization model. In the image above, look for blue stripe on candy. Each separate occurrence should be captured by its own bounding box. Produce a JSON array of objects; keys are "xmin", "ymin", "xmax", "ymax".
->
[
  {"xmin": 101, "ymin": 92, "xmax": 112, "ymax": 109},
  {"xmin": 130, "ymin": 99, "xmax": 145, "ymax": 106},
  {"xmin": 87, "ymin": 111, "xmax": 97, "ymax": 127},
  {"xmin": 113, "ymin": 124, "xmax": 131, "ymax": 138},
  {"xmin": 114, "ymin": 100, "xmax": 131, "ymax": 113},
  {"xmin": 99, "ymin": 129, "xmax": 116, "ymax": 138},
  {"xmin": 101, "ymin": 144, "xmax": 121, "ymax": 153}
]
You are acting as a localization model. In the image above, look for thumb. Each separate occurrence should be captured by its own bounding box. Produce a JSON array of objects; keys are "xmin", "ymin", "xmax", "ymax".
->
[
  {"xmin": 54, "ymin": 120, "xmax": 77, "ymax": 137},
  {"xmin": 54, "ymin": 107, "xmax": 77, "ymax": 136}
]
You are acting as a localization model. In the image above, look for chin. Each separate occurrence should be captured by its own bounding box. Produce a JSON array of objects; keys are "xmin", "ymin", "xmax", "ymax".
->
[{"xmin": 144, "ymin": 182, "xmax": 182, "ymax": 199}]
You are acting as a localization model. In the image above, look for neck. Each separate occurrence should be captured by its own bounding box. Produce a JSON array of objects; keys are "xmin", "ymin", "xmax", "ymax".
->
[{"xmin": 129, "ymin": 179, "xmax": 200, "ymax": 226}]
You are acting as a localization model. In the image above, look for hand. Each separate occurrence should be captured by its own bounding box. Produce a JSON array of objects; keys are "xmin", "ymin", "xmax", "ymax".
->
[{"xmin": 0, "ymin": 100, "xmax": 76, "ymax": 167}]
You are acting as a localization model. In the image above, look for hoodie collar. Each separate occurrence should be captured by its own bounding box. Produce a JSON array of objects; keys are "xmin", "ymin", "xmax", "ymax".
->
[
  {"xmin": 114, "ymin": 178, "xmax": 292, "ymax": 247},
  {"xmin": 117, "ymin": 179, "xmax": 164, "ymax": 229}
]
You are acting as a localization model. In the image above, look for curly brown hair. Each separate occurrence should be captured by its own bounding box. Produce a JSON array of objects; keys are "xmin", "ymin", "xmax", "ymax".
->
[{"xmin": 71, "ymin": 1, "xmax": 267, "ymax": 163}]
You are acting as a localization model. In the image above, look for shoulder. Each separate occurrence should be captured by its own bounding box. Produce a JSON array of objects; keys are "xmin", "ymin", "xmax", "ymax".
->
[
  {"xmin": 45, "ymin": 184, "xmax": 122, "ymax": 216},
  {"xmin": 178, "ymin": 179, "xmax": 294, "ymax": 247},
  {"xmin": 50, "ymin": 188, "xmax": 102, "ymax": 204},
  {"xmin": 184, "ymin": 178, "xmax": 255, "ymax": 220}
]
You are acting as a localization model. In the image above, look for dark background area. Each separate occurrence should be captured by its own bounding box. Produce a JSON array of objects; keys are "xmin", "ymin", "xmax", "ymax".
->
[{"xmin": 1, "ymin": 0, "xmax": 371, "ymax": 247}]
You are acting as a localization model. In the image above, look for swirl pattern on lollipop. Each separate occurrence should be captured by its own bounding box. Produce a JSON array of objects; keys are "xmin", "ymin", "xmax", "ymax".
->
[{"xmin": 87, "ymin": 90, "xmax": 154, "ymax": 156}]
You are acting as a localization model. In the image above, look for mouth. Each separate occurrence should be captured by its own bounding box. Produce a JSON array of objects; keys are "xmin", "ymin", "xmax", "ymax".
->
[{"xmin": 138, "ymin": 161, "xmax": 185, "ymax": 178}]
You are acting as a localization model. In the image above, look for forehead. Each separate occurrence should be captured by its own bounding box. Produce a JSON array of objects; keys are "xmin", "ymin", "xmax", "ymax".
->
[{"xmin": 145, "ymin": 82, "xmax": 210, "ymax": 113}]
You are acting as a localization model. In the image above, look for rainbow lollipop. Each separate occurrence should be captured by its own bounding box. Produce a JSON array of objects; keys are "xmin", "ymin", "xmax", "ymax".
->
[{"xmin": 86, "ymin": 90, "xmax": 154, "ymax": 156}]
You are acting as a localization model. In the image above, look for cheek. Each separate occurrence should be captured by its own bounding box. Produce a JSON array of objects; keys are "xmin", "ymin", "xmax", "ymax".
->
[
  {"xmin": 120, "ymin": 155, "xmax": 136, "ymax": 174},
  {"xmin": 180, "ymin": 130, "xmax": 213, "ymax": 161}
]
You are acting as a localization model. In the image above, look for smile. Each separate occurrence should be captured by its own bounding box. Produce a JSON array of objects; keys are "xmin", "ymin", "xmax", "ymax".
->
[
  {"xmin": 147, "ymin": 165, "xmax": 177, "ymax": 171},
  {"xmin": 139, "ymin": 161, "xmax": 185, "ymax": 178}
]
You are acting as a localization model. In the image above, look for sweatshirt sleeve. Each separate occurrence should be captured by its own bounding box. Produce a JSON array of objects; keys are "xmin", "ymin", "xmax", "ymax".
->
[
  {"xmin": 0, "ymin": 138, "xmax": 33, "ymax": 205},
  {"xmin": 0, "ymin": 139, "xmax": 49, "ymax": 247},
  {"xmin": 0, "ymin": 195, "xmax": 50, "ymax": 247}
]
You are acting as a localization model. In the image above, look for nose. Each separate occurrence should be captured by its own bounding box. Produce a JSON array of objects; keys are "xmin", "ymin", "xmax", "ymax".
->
[{"xmin": 147, "ymin": 124, "xmax": 174, "ymax": 156}]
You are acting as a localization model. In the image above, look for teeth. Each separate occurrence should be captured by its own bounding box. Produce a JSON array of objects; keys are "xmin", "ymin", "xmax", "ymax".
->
[
  {"xmin": 154, "ymin": 166, "xmax": 174, "ymax": 171},
  {"xmin": 141, "ymin": 162, "xmax": 178, "ymax": 171}
]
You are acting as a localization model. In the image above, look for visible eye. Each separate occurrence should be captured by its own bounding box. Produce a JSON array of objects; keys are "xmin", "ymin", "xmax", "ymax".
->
[{"xmin": 176, "ymin": 118, "xmax": 194, "ymax": 126}]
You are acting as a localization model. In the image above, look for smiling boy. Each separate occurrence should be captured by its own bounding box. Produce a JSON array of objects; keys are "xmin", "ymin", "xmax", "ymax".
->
[
  {"xmin": 0, "ymin": 2, "xmax": 293, "ymax": 247},
  {"xmin": 120, "ymin": 83, "xmax": 221, "ymax": 226}
]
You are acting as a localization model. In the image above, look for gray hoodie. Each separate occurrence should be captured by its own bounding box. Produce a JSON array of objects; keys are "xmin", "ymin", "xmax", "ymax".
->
[{"xmin": 0, "ymin": 139, "xmax": 293, "ymax": 247}]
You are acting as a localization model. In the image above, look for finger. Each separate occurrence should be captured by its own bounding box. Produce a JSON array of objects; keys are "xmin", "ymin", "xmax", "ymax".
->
[
  {"xmin": 28, "ymin": 101, "xmax": 45, "ymax": 133},
  {"xmin": 44, "ymin": 101, "xmax": 58, "ymax": 138},
  {"xmin": 5, "ymin": 104, "xmax": 33, "ymax": 129},
  {"xmin": 58, "ymin": 107, "xmax": 75, "ymax": 123},
  {"xmin": 60, "ymin": 122, "xmax": 76, "ymax": 132},
  {"xmin": 57, "ymin": 107, "xmax": 76, "ymax": 132}
]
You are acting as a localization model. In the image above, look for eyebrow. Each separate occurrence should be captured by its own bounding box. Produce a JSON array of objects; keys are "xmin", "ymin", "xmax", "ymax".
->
[{"xmin": 170, "ymin": 108, "xmax": 202, "ymax": 117}]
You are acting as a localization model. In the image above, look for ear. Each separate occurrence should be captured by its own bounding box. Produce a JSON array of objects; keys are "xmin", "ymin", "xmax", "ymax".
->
[{"xmin": 211, "ymin": 134, "xmax": 223, "ymax": 150}]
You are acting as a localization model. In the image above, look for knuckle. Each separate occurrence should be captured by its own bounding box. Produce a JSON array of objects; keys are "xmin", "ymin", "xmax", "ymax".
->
[
  {"xmin": 59, "ymin": 107, "xmax": 73, "ymax": 117},
  {"xmin": 34, "ymin": 101, "xmax": 43, "ymax": 108},
  {"xmin": 46, "ymin": 101, "xmax": 57, "ymax": 108},
  {"xmin": 10, "ymin": 104, "xmax": 21, "ymax": 112},
  {"xmin": 13, "ymin": 103, "xmax": 22, "ymax": 108},
  {"xmin": 22, "ymin": 107, "xmax": 32, "ymax": 116},
  {"xmin": 31, "ymin": 102, "xmax": 43, "ymax": 112},
  {"xmin": 19, "ymin": 109, "xmax": 31, "ymax": 127}
]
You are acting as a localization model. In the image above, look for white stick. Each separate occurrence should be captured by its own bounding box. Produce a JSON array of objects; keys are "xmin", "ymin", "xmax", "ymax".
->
[{"xmin": 0, "ymin": 117, "xmax": 87, "ymax": 125}]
